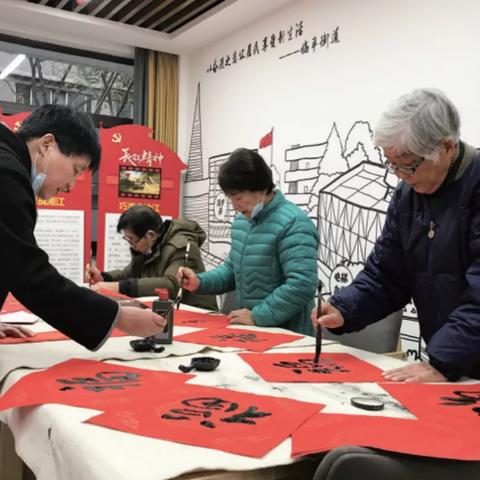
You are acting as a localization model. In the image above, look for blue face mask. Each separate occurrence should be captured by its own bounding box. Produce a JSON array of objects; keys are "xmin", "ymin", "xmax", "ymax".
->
[
  {"xmin": 31, "ymin": 163, "xmax": 47, "ymax": 196},
  {"xmin": 250, "ymin": 202, "xmax": 264, "ymax": 220},
  {"xmin": 31, "ymin": 147, "xmax": 53, "ymax": 197}
]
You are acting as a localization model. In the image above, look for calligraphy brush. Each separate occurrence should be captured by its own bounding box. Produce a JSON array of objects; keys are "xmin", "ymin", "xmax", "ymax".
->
[
  {"xmin": 313, "ymin": 280, "xmax": 323, "ymax": 364},
  {"xmin": 177, "ymin": 241, "xmax": 191, "ymax": 310}
]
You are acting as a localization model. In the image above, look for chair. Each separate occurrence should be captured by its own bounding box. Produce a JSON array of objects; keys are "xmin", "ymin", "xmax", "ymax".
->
[
  {"xmin": 219, "ymin": 290, "xmax": 236, "ymax": 314},
  {"xmin": 322, "ymin": 310, "xmax": 403, "ymax": 354},
  {"xmin": 312, "ymin": 446, "xmax": 480, "ymax": 480}
]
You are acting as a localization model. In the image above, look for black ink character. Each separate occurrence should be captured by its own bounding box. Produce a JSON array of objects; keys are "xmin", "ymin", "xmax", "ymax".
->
[
  {"xmin": 295, "ymin": 21, "xmax": 304, "ymax": 37},
  {"xmin": 273, "ymin": 358, "xmax": 349, "ymax": 375},
  {"xmin": 57, "ymin": 371, "xmax": 141, "ymax": 392},
  {"xmin": 161, "ymin": 397, "xmax": 271, "ymax": 428},
  {"xmin": 440, "ymin": 390, "xmax": 480, "ymax": 416},
  {"xmin": 331, "ymin": 26, "xmax": 340, "ymax": 44},
  {"xmin": 211, "ymin": 333, "xmax": 266, "ymax": 344},
  {"xmin": 300, "ymin": 40, "xmax": 309, "ymax": 54}
]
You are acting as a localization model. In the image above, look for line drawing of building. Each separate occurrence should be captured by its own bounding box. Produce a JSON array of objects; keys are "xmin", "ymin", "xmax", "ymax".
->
[{"xmin": 182, "ymin": 83, "xmax": 421, "ymax": 359}]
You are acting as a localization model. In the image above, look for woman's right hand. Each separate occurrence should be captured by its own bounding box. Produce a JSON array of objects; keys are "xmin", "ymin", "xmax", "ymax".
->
[
  {"xmin": 176, "ymin": 267, "xmax": 200, "ymax": 291},
  {"xmin": 311, "ymin": 301, "xmax": 345, "ymax": 330},
  {"xmin": 84, "ymin": 263, "xmax": 103, "ymax": 285}
]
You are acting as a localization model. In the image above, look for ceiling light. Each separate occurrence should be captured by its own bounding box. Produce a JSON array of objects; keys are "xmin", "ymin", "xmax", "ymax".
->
[{"xmin": 0, "ymin": 54, "xmax": 26, "ymax": 80}]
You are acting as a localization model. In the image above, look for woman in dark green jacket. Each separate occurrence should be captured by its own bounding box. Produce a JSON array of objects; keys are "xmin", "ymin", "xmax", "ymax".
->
[
  {"xmin": 86, "ymin": 205, "xmax": 217, "ymax": 311},
  {"xmin": 177, "ymin": 148, "xmax": 319, "ymax": 336}
]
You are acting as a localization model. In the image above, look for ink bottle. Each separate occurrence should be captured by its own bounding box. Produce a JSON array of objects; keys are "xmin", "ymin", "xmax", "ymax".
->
[{"xmin": 152, "ymin": 288, "xmax": 174, "ymax": 344}]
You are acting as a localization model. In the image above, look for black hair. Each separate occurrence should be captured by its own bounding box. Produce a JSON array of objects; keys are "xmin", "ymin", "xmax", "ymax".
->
[
  {"xmin": 218, "ymin": 148, "xmax": 275, "ymax": 194},
  {"xmin": 17, "ymin": 104, "xmax": 101, "ymax": 172},
  {"xmin": 117, "ymin": 205, "xmax": 163, "ymax": 238}
]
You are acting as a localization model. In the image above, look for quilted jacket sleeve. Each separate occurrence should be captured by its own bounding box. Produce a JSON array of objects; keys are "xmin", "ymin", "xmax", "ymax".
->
[{"xmin": 252, "ymin": 217, "xmax": 318, "ymax": 327}]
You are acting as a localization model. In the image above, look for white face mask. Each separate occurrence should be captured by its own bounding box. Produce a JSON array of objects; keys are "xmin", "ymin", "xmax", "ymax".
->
[{"xmin": 250, "ymin": 202, "xmax": 264, "ymax": 220}]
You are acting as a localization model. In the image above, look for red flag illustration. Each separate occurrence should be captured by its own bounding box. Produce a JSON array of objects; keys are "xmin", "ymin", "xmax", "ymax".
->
[{"xmin": 259, "ymin": 131, "xmax": 273, "ymax": 148}]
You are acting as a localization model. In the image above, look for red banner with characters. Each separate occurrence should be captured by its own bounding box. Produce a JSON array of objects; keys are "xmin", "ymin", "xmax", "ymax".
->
[
  {"xmin": 0, "ymin": 110, "xmax": 92, "ymax": 284},
  {"xmin": 96, "ymin": 125, "xmax": 186, "ymax": 271},
  {"xmin": 0, "ymin": 110, "xmax": 31, "ymax": 132}
]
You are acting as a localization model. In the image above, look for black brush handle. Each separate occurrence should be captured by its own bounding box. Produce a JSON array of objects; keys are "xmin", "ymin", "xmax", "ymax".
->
[{"xmin": 313, "ymin": 280, "xmax": 323, "ymax": 363}]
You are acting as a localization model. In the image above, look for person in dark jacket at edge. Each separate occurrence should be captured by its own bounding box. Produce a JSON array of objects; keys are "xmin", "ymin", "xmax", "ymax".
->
[
  {"xmin": 85, "ymin": 205, "xmax": 217, "ymax": 311},
  {"xmin": 0, "ymin": 104, "xmax": 165, "ymax": 349},
  {"xmin": 312, "ymin": 88, "xmax": 480, "ymax": 383}
]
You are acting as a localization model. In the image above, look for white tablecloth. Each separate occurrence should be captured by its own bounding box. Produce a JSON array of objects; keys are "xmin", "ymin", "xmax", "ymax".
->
[{"xmin": 0, "ymin": 303, "xmax": 407, "ymax": 480}]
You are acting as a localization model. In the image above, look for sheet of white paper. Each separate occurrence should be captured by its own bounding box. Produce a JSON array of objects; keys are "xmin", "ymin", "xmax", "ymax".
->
[
  {"xmin": 0, "ymin": 311, "xmax": 39, "ymax": 324},
  {"xmin": 34, "ymin": 209, "xmax": 84, "ymax": 284}
]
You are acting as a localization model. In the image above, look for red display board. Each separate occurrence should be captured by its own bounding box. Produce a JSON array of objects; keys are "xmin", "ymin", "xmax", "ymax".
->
[
  {"xmin": 174, "ymin": 327, "xmax": 302, "ymax": 352},
  {"xmin": 0, "ymin": 110, "xmax": 31, "ymax": 131},
  {"xmin": 239, "ymin": 352, "xmax": 385, "ymax": 383},
  {"xmin": 96, "ymin": 125, "xmax": 186, "ymax": 271}
]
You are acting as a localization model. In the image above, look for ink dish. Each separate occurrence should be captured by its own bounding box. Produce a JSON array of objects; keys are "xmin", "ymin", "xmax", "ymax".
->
[{"xmin": 179, "ymin": 356, "xmax": 220, "ymax": 373}]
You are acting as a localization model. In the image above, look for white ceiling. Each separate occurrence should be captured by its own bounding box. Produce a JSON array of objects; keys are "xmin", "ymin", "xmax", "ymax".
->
[{"xmin": 0, "ymin": 0, "xmax": 293, "ymax": 58}]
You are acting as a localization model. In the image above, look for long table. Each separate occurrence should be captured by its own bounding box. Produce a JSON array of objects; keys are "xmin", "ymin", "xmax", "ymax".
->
[{"xmin": 0, "ymin": 305, "xmax": 409, "ymax": 480}]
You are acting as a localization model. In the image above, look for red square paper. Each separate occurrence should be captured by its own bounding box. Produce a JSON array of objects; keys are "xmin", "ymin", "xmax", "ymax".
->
[
  {"xmin": 239, "ymin": 352, "xmax": 385, "ymax": 382},
  {"xmin": 0, "ymin": 359, "xmax": 192, "ymax": 411},
  {"xmin": 381, "ymin": 383, "xmax": 480, "ymax": 423},
  {"xmin": 291, "ymin": 409, "xmax": 480, "ymax": 461},
  {"xmin": 173, "ymin": 310, "xmax": 230, "ymax": 329},
  {"xmin": 88, "ymin": 383, "xmax": 323, "ymax": 458},
  {"xmin": 0, "ymin": 328, "xmax": 126, "ymax": 345},
  {"xmin": 292, "ymin": 402, "xmax": 480, "ymax": 460},
  {"xmin": 174, "ymin": 327, "xmax": 302, "ymax": 352},
  {"xmin": 292, "ymin": 382, "xmax": 480, "ymax": 461},
  {"xmin": 1, "ymin": 293, "xmax": 29, "ymax": 314}
]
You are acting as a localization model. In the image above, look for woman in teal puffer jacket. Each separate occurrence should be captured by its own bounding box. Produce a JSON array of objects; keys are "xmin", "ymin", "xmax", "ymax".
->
[{"xmin": 178, "ymin": 148, "xmax": 319, "ymax": 336}]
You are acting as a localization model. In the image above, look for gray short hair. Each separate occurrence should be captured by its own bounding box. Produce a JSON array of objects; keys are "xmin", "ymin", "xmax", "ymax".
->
[{"xmin": 373, "ymin": 88, "xmax": 460, "ymax": 158}]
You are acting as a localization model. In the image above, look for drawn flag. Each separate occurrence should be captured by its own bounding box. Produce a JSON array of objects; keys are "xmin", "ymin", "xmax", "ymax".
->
[{"xmin": 259, "ymin": 130, "xmax": 273, "ymax": 149}]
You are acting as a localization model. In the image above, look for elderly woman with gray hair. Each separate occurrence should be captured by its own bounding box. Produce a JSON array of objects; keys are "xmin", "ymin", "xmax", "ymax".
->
[{"xmin": 312, "ymin": 88, "xmax": 480, "ymax": 383}]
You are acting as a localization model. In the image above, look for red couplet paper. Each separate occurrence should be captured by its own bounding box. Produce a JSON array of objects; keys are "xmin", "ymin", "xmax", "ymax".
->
[
  {"xmin": 88, "ymin": 383, "xmax": 323, "ymax": 458},
  {"xmin": 239, "ymin": 352, "xmax": 385, "ymax": 383},
  {"xmin": 0, "ymin": 329, "xmax": 126, "ymax": 345},
  {"xmin": 173, "ymin": 310, "xmax": 230, "ymax": 329},
  {"xmin": 291, "ymin": 409, "xmax": 480, "ymax": 461},
  {"xmin": 292, "ymin": 382, "xmax": 480, "ymax": 460},
  {"xmin": 381, "ymin": 383, "xmax": 480, "ymax": 422},
  {"xmin": 1, "ymin": 293, "xmax": 29, "ymax": 314},
  {"xmin": 0, "ymin": 359, "xmax": 193, "ymax": 412},
  {"xmin": 174, "ymin": 327, "xmax": 302, "ymax": 352}
]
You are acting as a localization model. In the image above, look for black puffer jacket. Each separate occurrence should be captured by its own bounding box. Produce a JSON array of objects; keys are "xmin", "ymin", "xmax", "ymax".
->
[
  {"xmin": 0, "ymin": 122, "xmax": 118, "ymax": 350},
  {"xmin": 331, "ymin": 143, "xmax": 480, "ymax": 380}
]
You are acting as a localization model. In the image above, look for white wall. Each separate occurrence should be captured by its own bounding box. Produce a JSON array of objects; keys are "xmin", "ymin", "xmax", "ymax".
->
[
  {"xmin": 179, "ymin": 0, "xmax": 480, "ymax": 157},
  {"xmin": 178, "ymin": 0, "xmax": 480, "ymax": 358}
]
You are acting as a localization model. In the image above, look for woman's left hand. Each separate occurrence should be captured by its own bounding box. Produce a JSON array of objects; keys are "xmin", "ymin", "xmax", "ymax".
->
[
  {"xmin": 91, "ymin": 282, "xmax": 119, "ymax": 293},
  {"xmin": 228, "ymin": 309, "xmax": 254, "ymax": 326},
  {"xmin": 382, "ymin": 362, "xmax": 447, "ymax": 383}
]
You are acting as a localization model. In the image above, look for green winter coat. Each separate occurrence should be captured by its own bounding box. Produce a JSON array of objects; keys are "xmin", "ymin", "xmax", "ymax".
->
[
  {"xmin": 198, "ymin": 191, "xmax": 318, "ymax": 336},
  {"xmin": 104, "ymin": 219, "xmax": 217, "ymax": 311}
]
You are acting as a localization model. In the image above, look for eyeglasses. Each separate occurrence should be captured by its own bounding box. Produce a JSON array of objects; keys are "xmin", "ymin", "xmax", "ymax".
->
[
  {"xmin": 122, "ymin": 235, "xmax": 143, "ymax": 247},
  {"xmin": 383, "ymin": 156, "xmax": 425, "ymax": 176}
]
